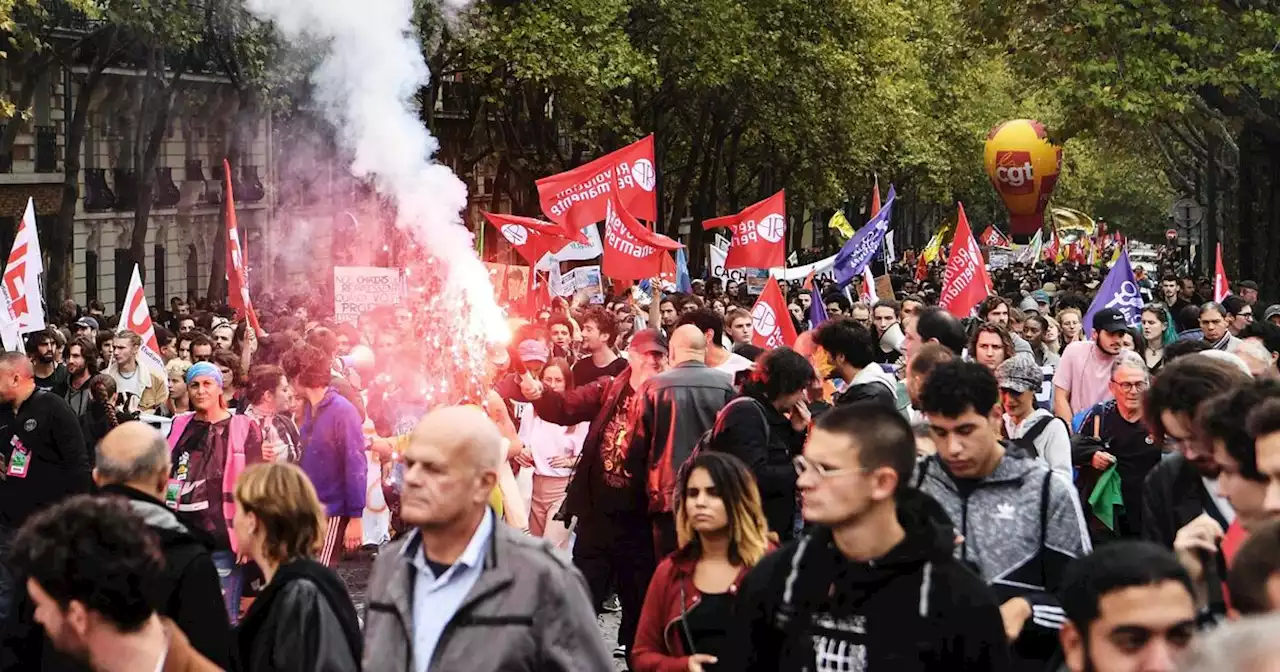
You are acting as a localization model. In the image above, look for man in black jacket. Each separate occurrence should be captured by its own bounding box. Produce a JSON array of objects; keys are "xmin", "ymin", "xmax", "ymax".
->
[
  {"xmin": 1141, "ymin": 355, "xmax": 1252, "ymax": 548},
  {"xmin": 93, "ymin": 422, "xmax": 231, "ymax": 667},
  {"xmin": 813, "ymin": 318, "xmax": 898, "ymax": 409},
  {"xmin": 730, "ymin": 402, "xmax": 1010, "ymax": 671},
  {"xmin": 633, "ymin": 324, "xmax": 734, "ymax": 556},
  {"xmin": 521, "ymin": 328, "xmax": 670, "ymax": 659},
  {"xmin": 0, "ymin": 352, "xmax": 90, "ymax": 630}
]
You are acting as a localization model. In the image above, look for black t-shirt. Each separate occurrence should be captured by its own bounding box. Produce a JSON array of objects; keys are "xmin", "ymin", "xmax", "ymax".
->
[
  {"xmin": 572, "ymin": 355, "xmax": 627, "ymax": 387},
  {"xmin": 1093, "ymin": 403, "xmax": 1162, "ymax": 536},
  {"xmin": 682, "ymin": 591, "xmax": 733, "ymax": 669},
  {"xmin": 34, "ymin": 364, "xmax": 70, "ymax": 398}
]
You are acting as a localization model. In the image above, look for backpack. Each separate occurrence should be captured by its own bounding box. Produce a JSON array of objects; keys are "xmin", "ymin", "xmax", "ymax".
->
[
  {"xmin": 1008, "ymin": 415, "xmax": 1067, "ymax": 461},
  {"xmin": 674, "ymin": 397, "xmax": 770, "ymax": 503}
]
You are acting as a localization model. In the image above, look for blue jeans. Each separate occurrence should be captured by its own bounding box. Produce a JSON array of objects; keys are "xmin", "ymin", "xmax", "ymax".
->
[{"xmin": 211, "ymin": 550, "xmax": 244, "ymax": 625}]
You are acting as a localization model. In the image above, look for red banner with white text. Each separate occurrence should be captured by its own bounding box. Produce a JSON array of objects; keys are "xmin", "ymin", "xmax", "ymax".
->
[
  {"xmin": 702, "ymin": 190, "xmax": 786, "ymax": 269},
  {"xmin": 939, "ymin": 203, "xmax": 992, "ymax": 318},
  {"xmin": 536, "ymin": 136, "xmax": 658, "ymax": 234}
]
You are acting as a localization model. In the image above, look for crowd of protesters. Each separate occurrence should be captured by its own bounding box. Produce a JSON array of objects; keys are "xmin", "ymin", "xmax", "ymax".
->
[{"xmin": 0, "ymin": 248, "xmax": 1280, "ymax": 672}]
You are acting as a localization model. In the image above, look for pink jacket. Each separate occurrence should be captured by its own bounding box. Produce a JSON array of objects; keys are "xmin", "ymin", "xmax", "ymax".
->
[{"xmin": 167, "ymin": 412, "xmax": 252, "ymax": 553}]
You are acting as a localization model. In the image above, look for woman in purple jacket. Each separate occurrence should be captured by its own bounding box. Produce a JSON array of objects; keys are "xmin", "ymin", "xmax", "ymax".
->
[{"xmin": 282, "ymin": 344, "xmax": 368, "ymax": 568}]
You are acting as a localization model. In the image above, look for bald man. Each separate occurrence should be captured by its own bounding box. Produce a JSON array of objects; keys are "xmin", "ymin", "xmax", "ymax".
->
[
  {"xmin": 0, "ymin": 351, "xmax": 89, "ymax": 625},
  {"xmin": 363, "ymin": 406, "xmax": 611, "ymax": 672},
  {"xmin": 634, "ymin": 323, "xmax": 737, "ymax": 556},
  {"xmin": 93, "ymin": 422, "xmax": 231, "ymax": 666}
]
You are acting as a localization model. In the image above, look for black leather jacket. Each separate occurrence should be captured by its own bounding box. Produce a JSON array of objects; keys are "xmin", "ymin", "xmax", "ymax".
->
[
  {"xmin": 634, "ymin": 361, "xmax": 737, "ymax": 514},
  {"xmin": 234, "ymin": 558, "xmax": 361, "ymax": 672}
]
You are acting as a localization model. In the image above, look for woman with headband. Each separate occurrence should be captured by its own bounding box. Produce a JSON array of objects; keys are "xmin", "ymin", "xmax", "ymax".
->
[{"xmin": 166, "ymin": 360, "xmax": 265, "ymax": 624}]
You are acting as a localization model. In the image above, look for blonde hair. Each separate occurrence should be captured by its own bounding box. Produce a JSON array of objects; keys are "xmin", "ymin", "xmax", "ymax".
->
[
  {"xmin": 1058, "ymin": 307, "xmax": 1083, "ymax": 342},
  {"xmin": 675, "ymin": 452, "xmax": 773, "ymax": 567},
  {"xmin": 165, "ymin": 358, "xmax": 192, "ymax": 379},
  {"xmin": 235, "ymin": 463, "xmax": 326, "ymax": 563}
]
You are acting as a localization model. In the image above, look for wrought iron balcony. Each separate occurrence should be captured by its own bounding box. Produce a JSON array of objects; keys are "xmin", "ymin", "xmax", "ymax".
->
[
  {"xmin": 154, "ymin": 166, "xmax": 180, "ymax": 207},
  {"xmin": 112, "ymin": 168, "xmax": 136, "ymax": 210},
  {"xmin": 84, "ymin": 168, "xmax": 115, "ymax": 211},
  {"xmin": 240, "ymin": 165, "xmax": 264, "ymax": 202}
]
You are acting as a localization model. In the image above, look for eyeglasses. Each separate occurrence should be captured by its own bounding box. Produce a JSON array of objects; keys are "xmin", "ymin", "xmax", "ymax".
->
[
  {"xmin": 1110, "ymin": 380, "xmax": 1149, "ymax": 393},
  {"xmin": 792, "ymin": 455, "xmax": 866, "ymax": 479}
]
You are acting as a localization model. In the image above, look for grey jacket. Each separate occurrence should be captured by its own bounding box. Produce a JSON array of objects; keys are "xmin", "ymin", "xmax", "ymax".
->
[
  {"xmin": 914, "ymin": 452, "xmax": 1090, "ymax": 657},
  {"xmin": 362, "ymin": 522, "xmax": 612, "ymax": 672},
  {"xmin": 634, "ymin": 360, "xmax": 736, "ymax": 514}
]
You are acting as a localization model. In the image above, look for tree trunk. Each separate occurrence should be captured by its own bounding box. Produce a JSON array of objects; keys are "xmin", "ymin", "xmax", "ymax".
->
[
  {"xmin": 130, "ymin": 48, "xmax": 186, "ymax": 282},
  {"xmin": 50, "ymin": 29, "xmax": 118, "ymax": 304}
]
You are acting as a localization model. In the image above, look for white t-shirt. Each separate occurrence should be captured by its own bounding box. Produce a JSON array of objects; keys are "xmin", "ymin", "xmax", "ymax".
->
[
  {"xmin": 1201, "ymin": 476, "xmax": 1236, "ymax": 525},
  {"xmin": 518, "ymin": 415, "xmax": 587, "ymax": 478},
  {"xmin": 111, "ymin": 368, "xmax": 145, "ymax": 414},
  {"xmin": 713, "ymin": 353, "xmax": 754, "ymax": 381}
]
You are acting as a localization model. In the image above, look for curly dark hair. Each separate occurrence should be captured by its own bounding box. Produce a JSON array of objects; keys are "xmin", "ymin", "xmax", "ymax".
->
[
  {"xmin": 741, "ymin": 347, "xmax": 815, "ymax": 402},
  {"xmin": 968, "ymin": 322, "xmax": 1014, "ymax": 362},
  {"xmin": 1197, "ymin": 380, "xmax": 1280, "ymax": 483},
  {"xmin": 918, "ymin": 359, "xmax": 999, "ymax": 418},
  {"xmin": 1145, "ymin": 355, "xmax": 1251, "ymax": 442},
  {"xmin": 812, "ymin": 318, "xmax": 876, "ymax": 369},
  {"xmin": 281, "ymin": 344, "xmax": 332, "ymax": 390},
  {"xmin": 579, "ymin": 306, "xmax": 618, "ymax": 347},
  {"xmin": 9, "ymin": 495, "xmax": 163, "ymax": 631}
]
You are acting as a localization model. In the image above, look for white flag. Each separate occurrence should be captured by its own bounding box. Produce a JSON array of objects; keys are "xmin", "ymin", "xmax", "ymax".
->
[
  {"xmin": 119, "ymin": 265, "xmax": 167, "ymax": 383},
  {"xmin": 0, "ymin": 198, "xmax": 46, "ymax": 349},
  {"xmin": 885, "ymin": 230, "xmax": 897, "ymax": 264}
]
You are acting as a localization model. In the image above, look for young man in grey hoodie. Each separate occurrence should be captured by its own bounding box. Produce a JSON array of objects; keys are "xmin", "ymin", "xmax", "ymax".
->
[
  {"xmin": 916, "ymin": 359, "xmax": 1091, "ymax": 671},
  {"xmin": 813, "ymin": 318, "xmax": 898, "ymax": 410}
]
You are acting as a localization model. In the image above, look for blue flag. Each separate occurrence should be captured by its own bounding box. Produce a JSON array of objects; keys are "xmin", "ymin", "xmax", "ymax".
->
[
  {"xmin": 675, "ymin": 248, "xmax": 693, "ymax": 293},
  {"xmin": 1082, "ymin": 248, "xmax": 1143, "ymax": 337},
  {"xmin": 809, "ymin": 286, "xmax": 829, "ymax": 328},
  {"xmin": 834, "ymin": 185, "xmax": 896, "ymax": 286}
]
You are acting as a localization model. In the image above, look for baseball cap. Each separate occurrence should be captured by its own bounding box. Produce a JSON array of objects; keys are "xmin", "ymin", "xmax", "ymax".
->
[
  {"xmin": 1031, "ymin": 290, "xmax": 1051, "ymax": 305},
  {"xmin": 517, "ymin": 339, "xmax": 549, "ymax": 364},
  {"xmin": 1264, "ymin": 304, "xmax": 1280, "ymax": 322},
  {"xmin": 629, "ymin": 328, "xmax": 669, "ymax": 355},
  {"xmin": 996, "ymin": 354, "xmax": 1042, "ymax": 394},
  {"xmin": 1017, "ymin": 296, "xmax": 1038, "ymax": 313},
  {"xmin": 1092, "ymin": 308, "xmax": 1130, "ymax": 334},
  {"xmin": 74, "ymin": 316, "xmax": 99, "ymax": 330},
  {"xmin": 1041, "ymin": 282, "xmax": 1058, "ymax": 296}
]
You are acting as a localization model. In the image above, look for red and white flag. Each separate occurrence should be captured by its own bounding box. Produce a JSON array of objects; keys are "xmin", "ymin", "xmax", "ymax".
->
[
  {"xmin": 858, "ymin": 265, "xmax": 878, "ymax": 304},
  {"xmin": 702, "ymin": 190, "xmax": 786, "ymax": 269},
  {"xmin": 481, "ymin": 211, "xmax": 585, "ymax": 266},
  {"xmin": 537, "ymin": 135, "xmax": 658, "ymax": 234},
  {"xmin": 978, "ymin": 225, "xmax": 1010, "ymax": 248},
  {"xmin": 601, "ymin": 193, "xmax": 682, "ymax": 281},
  {"xmin": 0, "ymin": 198, "xmax": 46, "ymax": 350},
  {"xmin": 749, "ymin": 277, "xmax": 798, "ymax": 349},
  {"xmin": 223, "ymin": 161, "xmax": 260, "ymax": 332},
  {"xmin": 1214, "ymin": 243, "xmax": 1231, "ymax": 302},
  {"xmin": 119, "ymin": 264, "xmax": 166, "ymax": 380},
  {"xmin": 939, "ymin": 203, "xmax": 992, "ymax": 318}
]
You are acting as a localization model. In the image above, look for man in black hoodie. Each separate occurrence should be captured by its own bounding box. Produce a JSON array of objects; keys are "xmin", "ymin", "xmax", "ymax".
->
[
  {"xmin": 729, "ymin": 402, "xmax": 1011, "ymax": 671},
  {"xmin": 93, "ymin": 422, "xmax": 231, "ymax": 667}
]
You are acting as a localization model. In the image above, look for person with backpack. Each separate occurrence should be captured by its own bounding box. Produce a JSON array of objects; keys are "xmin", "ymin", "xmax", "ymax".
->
[
  {"xmin": 916, "ymin": 360, "xmax": 1090, "ymax": 670},
  {"xmin": 997, "ymin": 354, "xmax": 1073, "ymax": 483},
  {"xmin": 705, "ymin": 347, "xmax": 815, "ymax": 541},
  {"xmin": 729, "ymin": 402, "xmax": 1011, "ymax": 671}
]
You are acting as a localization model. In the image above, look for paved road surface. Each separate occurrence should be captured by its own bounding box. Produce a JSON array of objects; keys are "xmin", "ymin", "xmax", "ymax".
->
[{"xmin": 337, "ymin": 546, "xmax": 628, "ymax": 670}]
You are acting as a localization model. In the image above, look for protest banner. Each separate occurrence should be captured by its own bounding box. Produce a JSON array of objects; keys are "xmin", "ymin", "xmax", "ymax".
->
[
  {"xmin": 703, "ymin": 190, "xmax": 787, "ymax": 269},
  {"xmin": 537, "ymin": 135, "xmax": 658, "ymax": 233},
  {"xmin": 535, "ymin": 224, "xmax": 603, "ymax": 270},
  {"xmin": 334, "ymin": 267, "xmax": 403, "ymax": 323},
  {"xmin": 0, "ymin": 198, "xmax": 45, "ymax": 350}
]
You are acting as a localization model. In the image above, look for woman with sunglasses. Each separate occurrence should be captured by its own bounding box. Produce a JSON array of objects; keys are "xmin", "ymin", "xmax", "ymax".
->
[{"xmin": 632, "ymin": 452, "xmax": 773, "ymax": 672}]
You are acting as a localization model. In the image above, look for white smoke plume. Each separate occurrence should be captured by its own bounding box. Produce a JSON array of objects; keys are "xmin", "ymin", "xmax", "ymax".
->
[{"xmin": 245, "ymin": 0, "xmax": 505, "ymax": 340}]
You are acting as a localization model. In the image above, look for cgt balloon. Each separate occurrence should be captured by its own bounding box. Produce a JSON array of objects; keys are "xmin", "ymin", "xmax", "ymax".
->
[{"xmin": 984, "ymin": 119, "xmax": 1063, "ymax": 238}]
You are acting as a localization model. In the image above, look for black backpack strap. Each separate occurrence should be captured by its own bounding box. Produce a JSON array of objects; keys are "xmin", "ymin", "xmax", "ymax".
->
[{"xmin": 1022, "ymin": 415, "xmax": 1060, "ymax": 445}]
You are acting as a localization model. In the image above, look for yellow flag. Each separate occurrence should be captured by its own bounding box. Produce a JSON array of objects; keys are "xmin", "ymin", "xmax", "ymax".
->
[
  {"xmin": 1108, "ymin": 245, "xmax": 1121, "ymax": 267},
  {"xmin": 828, "ymin": 210, "xmax": 855, "ymax": 241},
  {"xmin": 921, "ymin": 229, "xmax": 945, "ymax": 263}
]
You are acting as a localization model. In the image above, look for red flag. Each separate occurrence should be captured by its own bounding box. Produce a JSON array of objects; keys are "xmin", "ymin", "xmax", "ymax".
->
[
  {"xmin": 223, "ymin": 160, "xmax": 260, "ymax": 332},
  {"xmin": 1214, "ymin": 243, "xmax": 1231, "ymax": 302},
  {"xmin": 749, "ymin": 277, "xmax": 798, "ymax": 349},
  {"xmin": 914, "ymin": 253, "xmax": 928, "ymax": 283},
  {"xmin": 870, "ymin": 176, "xmax": 882, "ymax": 218},
  {"xmin": 1044, "ymin": 230, "xmax": 1060, "ymax": 262},
  {"xmin": 978, "ymin": 225, "xmax": 1010, "ymax": 248},
  {"xmin": 536, "ymin": 135, "xmax": 657, "ymax": 234},
  {"xmin": 120, "ymin": 264, "xmax": 167, "ymax": 382},
  {"xmin": 602, "ymin": 194, "xmax": 683, "ymax": 281},
  {"xmin": 481, "ymin": 211, "xmax": 584, "ymax": 266},
  {"xmin": 702, "ymin": 190, "xmax": 786, "ymax": 269},
  {"xmin": 939, "ymin": 203, "xmax": 992, "ymax": 318}
]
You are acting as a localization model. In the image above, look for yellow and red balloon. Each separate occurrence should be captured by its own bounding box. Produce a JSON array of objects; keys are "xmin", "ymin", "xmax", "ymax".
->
[{"xmin": 983, "ymin": 119, "xmax": 1063, "ymax": 237}]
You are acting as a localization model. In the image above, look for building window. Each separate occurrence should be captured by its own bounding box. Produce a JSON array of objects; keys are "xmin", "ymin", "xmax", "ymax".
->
[
  {"xmin": 186, "ymin": 244, "xmax": 198, "ymax": 301},
  {"xmin": 85, "ymin": 249, "xmax": 98, "ymax": 304},
  {"xmin": 153, "ymin": 244, "xmax": 165, "ymax": 308},
  {"xmin": 35, "ymin": 126, "xmax": 57, "ymax": 173}
]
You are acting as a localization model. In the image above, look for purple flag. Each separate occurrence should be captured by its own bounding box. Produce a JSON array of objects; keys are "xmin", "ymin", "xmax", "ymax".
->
[
  {"xmin": 834, "ymin": 186, "xmax": 896, "ymax": 286},
  {"xmin": 809, "ymin": 285, "xmax": 829, "ymax": 328},
  {"xmin": 1082, "ymin": 248, "xmax": 1142, "ymax": 338}
]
